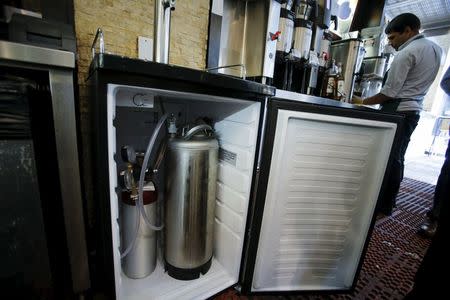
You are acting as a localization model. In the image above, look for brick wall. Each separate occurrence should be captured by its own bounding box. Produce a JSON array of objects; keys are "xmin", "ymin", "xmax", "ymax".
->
[
  {"xmin": 73, "ymin": 0, "xmax": 210, "ymax": 225},
  {"xmin": 169, "ymin": 0, "xmax": 210, "ymax": 68}
]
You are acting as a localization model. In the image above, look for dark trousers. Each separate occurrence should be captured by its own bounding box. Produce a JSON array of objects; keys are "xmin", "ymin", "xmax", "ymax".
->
[
  {"xmin": 379, "ymin": 112, "xmax": 420, "ymax": 214},
  {"xmin": 405, "ymin": 140, "xmax": 450, "ymax": 299},
  {"xmin": 429, "ymin": 138, "xmax": 450, "ymax": 221}
]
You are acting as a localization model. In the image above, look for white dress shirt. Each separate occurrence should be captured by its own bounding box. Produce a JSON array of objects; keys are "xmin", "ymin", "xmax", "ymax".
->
[{"xmin": 380, "ymin": 33, "xmax": 442, "ymax": 111}]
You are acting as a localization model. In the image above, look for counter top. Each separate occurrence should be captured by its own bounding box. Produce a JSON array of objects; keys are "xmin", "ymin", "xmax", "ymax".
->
[
  {"xmin": 274, "ymin": 89, "xmax": 381, "ymax": 113},
  {"xmin": 89, "ymin": 53, "xmax": 275, "ymax": 97}
]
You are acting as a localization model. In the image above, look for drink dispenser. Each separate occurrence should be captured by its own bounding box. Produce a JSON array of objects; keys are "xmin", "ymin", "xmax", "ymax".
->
[
  {"xmin": 292, "ymin": 0, "xmax": 316, "ymax": 60},
  {"xmin": 276, "ymin": 0, "xmax": 295, "ymax": 54},
  {"xmin": 164, "ymin": 123, "xmax": 219, "ymax": 280},
  {"xmin": 273, "ymin": 0, "xmax": 295, "ymax": 90}
]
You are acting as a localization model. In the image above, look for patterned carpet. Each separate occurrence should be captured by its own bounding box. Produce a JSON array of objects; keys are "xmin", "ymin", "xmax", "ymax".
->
[{"xmin": 214, "ymin": 177, "xmax": 435, "ymax": 300}]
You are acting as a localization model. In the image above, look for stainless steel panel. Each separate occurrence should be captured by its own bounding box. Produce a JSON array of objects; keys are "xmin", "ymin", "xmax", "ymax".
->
[
  {"xmin": 218, "ymin": 0, "xmax": 280, "ymax": 78},
  {"xmin": 0, "ymin": 44, "xmax": 89, "ymax": 293},
  {"xmin": 0, "ymin": 40, "xmax": 74, "ymax": 68},
  {"xmin": 244, "ymin": 0, "xmax": 267, "ymax": 77},
  {"xmin": 48, "ymin": 69, "xmax": 90, "ymax": 293},
  {"xmin": 218, "ymin": 0, "xmax": 247, "ymax": 77}
]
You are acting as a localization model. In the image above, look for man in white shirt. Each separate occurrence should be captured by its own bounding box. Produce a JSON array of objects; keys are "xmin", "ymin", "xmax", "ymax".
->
[{"xmin": 358, "ymin": 13, "xmax": 442, "ymax": 215}]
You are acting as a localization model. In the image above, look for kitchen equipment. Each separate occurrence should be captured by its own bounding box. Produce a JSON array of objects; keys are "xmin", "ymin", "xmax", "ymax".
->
[
  {"xmin": 88, "ymin": 53, "xmax": 403, "ymax": 300},
  {"xmin": 121, "ymin": 181, "xmax": 157, "ymax": 279},
  {"xmin": 292, "ymin": 0, "xmax": 315, "ymax": 60},
  {"xmin": 207, "ymin": 0, "xmax": 281, "ymax": 83},
  {"xmin": 353, "ymin": 55, "xmax": 386, "ymax": 98},
  {"xmin": 361, "ymin": 27, "xmax": 386, "ymax": 58},
  {"xmin": 273, "ymin": 4, "xmax": 295, "ymax": 90},
  {"xmin": 292, "ymin": 19, "xmax": 313, "ymax": 60},
  {"xmin": 330, "ymin": 38, "xmax": 365, "ymax": 102},
  {"xmin": 165, "ymin": 124, "xmax": 219, "ymax": 280},
  {"xmin": 362, "ymin": 56, "xmax": 386, "ymax": 78},
  {"xmin": 0, "ymin": 40, "xmax": 89, "ymax": 297},
  {"xmin": 276, "ymin": 7, "xmax": 295, "ymax": 54}
]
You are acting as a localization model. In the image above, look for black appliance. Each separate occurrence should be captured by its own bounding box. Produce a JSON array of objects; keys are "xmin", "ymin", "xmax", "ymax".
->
[
  {"xmin": 86, "ymin": 53, "xmax": 404, "ymax": 300},
  {"xmin": 1, "ymin": 1, "xmax": 75, "ymax": 52},
  {"xmin": 0, "ymin": 40, "xmax": 89, "ymax": 299}
]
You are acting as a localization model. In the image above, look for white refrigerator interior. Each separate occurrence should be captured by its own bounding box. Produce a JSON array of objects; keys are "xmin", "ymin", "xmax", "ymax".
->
[
  {"xmin": 106, "ymin": 84, "xmax": 261, "ymax": 300},
  {"xmin": 252, "ymin": 110, "xmax": 397, "ymax": 291}
]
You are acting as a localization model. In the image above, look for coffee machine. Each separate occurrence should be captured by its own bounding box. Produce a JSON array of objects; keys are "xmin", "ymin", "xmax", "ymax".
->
[
  {"xmin": 272, "ymin": 0, "xmax": 317, "ymax": 93},
  {"xmin": 272, "ymin": 0, "xmax": 336, "ymax": 95}
]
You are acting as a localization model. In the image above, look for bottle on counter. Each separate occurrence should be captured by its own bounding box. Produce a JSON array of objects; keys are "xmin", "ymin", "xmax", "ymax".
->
[
  {"xmin": 336, "ymin": 62, "xmax": 346, "ymax": 101},
  {"xmin": 322, "ymin": 59, "xmax": 338, "ymax": 99}
]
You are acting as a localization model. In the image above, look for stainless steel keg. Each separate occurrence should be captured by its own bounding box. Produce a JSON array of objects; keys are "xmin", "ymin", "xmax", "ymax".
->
[{"xmin": 164, "ymin": 124, "xmax": 218, "ymax": 280}]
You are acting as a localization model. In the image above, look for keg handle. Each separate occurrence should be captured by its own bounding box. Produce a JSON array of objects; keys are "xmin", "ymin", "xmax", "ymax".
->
[{"xmin": 183, "ymin": 124, "xmax": 213, "ymax": 140}]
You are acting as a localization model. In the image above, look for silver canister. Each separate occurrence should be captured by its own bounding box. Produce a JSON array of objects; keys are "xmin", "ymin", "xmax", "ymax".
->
[
  {"xmin": 164, "ymin": 124, "xmax": 218, "ymax": 280},
  {"xmin": 121, "ymin": 182, "xmax": 157, "ymax": 279},
  {"xmin": 292, "ymin": 19, "xmax": 313, "ymax": 59},
  {"xmin": 276, "ymin": 9, "xmax": 295, "ymax": 53}
]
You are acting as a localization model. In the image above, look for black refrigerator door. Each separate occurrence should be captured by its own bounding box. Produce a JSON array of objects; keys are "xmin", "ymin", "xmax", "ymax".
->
[
  {"xmin": 0, "ymin": 62, "xmax": 89, "ymax": 298},
  {"xmin": 240, "ymin": 98, "xmax": 403, "ymax": 295},
  {"xmin": 0, "ymin": 78, "xmax": 55, "ymax": 298}
]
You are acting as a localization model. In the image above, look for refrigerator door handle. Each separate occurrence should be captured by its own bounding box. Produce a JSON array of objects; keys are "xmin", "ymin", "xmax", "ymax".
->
[
  {"xmin": 256, "ymin": 97, "xmax": 270, "ymax": 171},
  {"xmin": 49, "ymin": 69, "xmax": 91, "ymax": 293}
]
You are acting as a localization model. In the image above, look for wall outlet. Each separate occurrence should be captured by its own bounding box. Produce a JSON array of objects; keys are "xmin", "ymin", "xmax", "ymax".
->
[{"xmin": 138, "ymin": 36, "xmax": 153, "ymax": 61}]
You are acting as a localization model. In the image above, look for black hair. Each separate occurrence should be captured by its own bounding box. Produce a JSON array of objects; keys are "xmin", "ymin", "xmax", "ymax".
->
[{"xmin": 385, "ymin": 13, "xmax": 421, "ymax": 34}]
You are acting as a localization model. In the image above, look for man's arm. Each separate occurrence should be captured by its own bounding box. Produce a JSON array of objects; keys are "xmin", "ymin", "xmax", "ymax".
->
[{"xmin": 362, "ymin": 93, "xmax": 393, "ymax": 105}]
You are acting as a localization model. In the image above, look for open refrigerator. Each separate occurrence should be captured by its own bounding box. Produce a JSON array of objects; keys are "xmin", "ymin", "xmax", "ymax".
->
[{"xmin": 88, "ymin": 54, "xmax": 403, "ymax": 299}]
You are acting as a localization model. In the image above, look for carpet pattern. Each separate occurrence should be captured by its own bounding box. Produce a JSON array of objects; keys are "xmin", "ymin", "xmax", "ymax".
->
[{"xmin": 214, "ymin": 178, "xmax": 434, "ymax": 300}]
